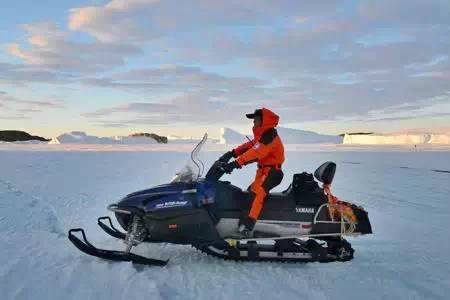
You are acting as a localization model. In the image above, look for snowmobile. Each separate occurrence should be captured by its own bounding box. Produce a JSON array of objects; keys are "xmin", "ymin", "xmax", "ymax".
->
[{"xmin": 68, "ymin": 134, "xmax": 372, "ymax": 266}]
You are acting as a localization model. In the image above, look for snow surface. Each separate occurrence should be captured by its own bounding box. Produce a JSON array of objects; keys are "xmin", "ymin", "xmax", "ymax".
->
[
  {"xmin": 220, "ymin": 127, "xmax": 342, "ymax": 144},
  {"xmin": 343, "ymin": 133, "xmax": 450, "ymax": 145},
  {"xmin": 1, "ymin": 147, "xmax": 449, "ymax": 300}
]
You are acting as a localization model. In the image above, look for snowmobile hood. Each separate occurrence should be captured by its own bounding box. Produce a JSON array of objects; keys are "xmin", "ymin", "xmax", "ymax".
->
[{"xmin": 252, "ymin": 107, "xmax": 280, "ymax": 138}]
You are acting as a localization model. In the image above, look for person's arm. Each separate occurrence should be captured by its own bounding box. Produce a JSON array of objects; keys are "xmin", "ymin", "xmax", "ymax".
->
[
  {"xmin": 232, "ymin": 139, "xmax": 255, "ymax": 157},
  {"xmin": 218, "ymin": 138, "xmax": 255, "ymax": 163},
  {"xmin": 236, "ymin": 141, "xmax": 273, "ymax": 166}
]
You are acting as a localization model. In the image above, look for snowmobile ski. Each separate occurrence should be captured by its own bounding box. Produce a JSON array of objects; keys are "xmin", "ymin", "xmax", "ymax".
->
[{"xmin": 68, "ymin": 229, "xmax": 168, "ymax": 266}]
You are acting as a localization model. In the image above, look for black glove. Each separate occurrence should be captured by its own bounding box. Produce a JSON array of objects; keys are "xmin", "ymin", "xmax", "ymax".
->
[
  {"xmin": 218, "ymin": 150, "xmax": 235, "ymax": 163},
  {"xmin": 221, "ymin": 160, "xmax": 241, "ymax": 174}
]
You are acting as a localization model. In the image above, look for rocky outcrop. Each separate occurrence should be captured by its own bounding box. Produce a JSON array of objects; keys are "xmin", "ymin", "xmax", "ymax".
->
[
  {"xmin": 0, "ymin": 130, "xmax": 50, "ymax": 142},
  {"xmin": 129, "ymin": 132, "xmax": 168, "ymax": 144}
]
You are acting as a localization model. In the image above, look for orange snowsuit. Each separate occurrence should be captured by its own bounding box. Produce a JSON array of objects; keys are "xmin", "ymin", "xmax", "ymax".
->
[{"xmin": 233, "ymin": 108, "xmax": 285, "ymax": 221}]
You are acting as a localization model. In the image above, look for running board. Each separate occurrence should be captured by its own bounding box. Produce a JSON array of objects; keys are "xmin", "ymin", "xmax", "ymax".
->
[{"xmin": 68, "ymin": 228, "xmax": 168, "ymax": 266}]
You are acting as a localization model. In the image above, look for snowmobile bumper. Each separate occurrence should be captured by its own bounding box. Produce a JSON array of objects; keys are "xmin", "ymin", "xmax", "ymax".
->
[
  {"xmin": 68, "ymin": 228, "xmax": 168, "ymax": 266},
  {"xmin": 97, "ymin": 216, "xmax": 126, "ymax": 240}
]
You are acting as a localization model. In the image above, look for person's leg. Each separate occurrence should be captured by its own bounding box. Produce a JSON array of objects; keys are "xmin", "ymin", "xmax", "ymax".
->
[
  {"xmin": 235, "ymin": 167, "xmax": 284, "ymax": 237},
  {"xmin": 233, "ymin": 169, "xmax": 263, "ymax": 236},
  {"xmin": 249, "ymin": 167, "xmax": 284, "ymax": 221}
]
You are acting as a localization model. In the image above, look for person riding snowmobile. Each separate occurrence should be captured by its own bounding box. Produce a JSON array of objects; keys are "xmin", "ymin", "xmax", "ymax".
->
[{"xmin": 219, "ymin": 107, "xmax": 285, "ymax": 238}]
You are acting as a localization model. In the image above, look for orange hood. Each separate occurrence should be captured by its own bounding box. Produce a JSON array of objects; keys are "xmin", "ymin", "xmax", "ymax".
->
[{"xmin": 252, "ymin": 107, "xmax": 280, "ymax": 138}]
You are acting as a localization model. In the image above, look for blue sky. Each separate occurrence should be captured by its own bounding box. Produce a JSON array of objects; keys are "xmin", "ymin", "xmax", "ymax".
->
[{"xmin": 1, "ymin": 0, "xmax": 449, "ymax": 138}]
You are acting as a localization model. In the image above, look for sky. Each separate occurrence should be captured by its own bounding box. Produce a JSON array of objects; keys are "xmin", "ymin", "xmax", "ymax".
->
[{"xmin": 0, "ymin": 0, "xmax": 449, "ymax": 139}]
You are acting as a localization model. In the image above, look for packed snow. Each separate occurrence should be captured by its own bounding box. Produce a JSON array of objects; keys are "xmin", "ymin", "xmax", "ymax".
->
[
  {"xmin": 343, "ymin": 133, "xmax": 450, "ymax": 145},
  {"xmin": 220, "ymin": 127, "xmax": 342, "ymax": 144},
  {"xmin": 0, "ymin": 145, "xmax": 449, "ymax": 300}
]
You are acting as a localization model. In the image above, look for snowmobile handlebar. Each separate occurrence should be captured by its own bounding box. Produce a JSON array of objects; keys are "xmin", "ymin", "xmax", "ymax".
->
[{"xmin": 205, "ymin": 160, "xmax": 226, "ymax": 181}]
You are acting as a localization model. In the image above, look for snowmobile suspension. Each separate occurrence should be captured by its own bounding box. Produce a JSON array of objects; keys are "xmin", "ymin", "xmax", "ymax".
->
[{"xmin": 124, "ymin": 215, "xmax": 147, "ymax": 253}]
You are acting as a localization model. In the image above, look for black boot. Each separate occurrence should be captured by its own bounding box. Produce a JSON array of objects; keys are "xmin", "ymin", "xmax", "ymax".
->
[{"xmin": 229, "ymin": 216, "xmax": 256, "ymax": 239}]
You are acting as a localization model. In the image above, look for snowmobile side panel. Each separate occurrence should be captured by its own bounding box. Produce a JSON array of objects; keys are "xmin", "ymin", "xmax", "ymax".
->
[{"xmin": 142, "ymin": 208, "xmax": 223, "ymax": 245}]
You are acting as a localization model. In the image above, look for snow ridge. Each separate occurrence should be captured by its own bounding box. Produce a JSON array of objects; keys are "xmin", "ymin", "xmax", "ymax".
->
[
  {"xmin": 220, "ymin": 127, "xmax": 342, "ymax": 144},
  {"xmin": 343, "ymin": 133, "xmax": 450, "ymax": 145},
  {"xmin": 49, "ymin": 131, "xmax": 158, "ymax": 144}
]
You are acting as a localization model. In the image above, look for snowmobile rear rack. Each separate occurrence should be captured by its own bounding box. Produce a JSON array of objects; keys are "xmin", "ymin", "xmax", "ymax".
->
[
  {"xmin": 68, "ymin": 228, "xmax": 168, "ymax": 266},
  {"xmin": 314, "ymin": 203, "xmax": 357, "ymax": 235}
]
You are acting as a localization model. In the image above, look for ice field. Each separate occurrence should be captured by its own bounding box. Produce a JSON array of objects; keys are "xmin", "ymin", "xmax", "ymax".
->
[{"xmin": 0, "ymin": 147, "xmax": 449, "ymax": 300}]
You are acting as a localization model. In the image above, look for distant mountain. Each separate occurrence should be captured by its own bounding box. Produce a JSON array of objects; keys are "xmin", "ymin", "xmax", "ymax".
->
[
  {"xmin": 0, "ymin": 130, "xmax": 50, "ymax": 142},
  {"xmin": 129, "ymin": 132, "xmax": 167, "ymax": 144},
  {"xmin": 220, "ymin": 127, "xmax": 342, "ymax": 144}
]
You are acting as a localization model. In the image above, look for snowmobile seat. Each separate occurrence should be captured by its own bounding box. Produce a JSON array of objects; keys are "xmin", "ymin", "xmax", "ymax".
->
[
  {"xmin": 239, "ymin": 190, "xmax": 294, "ymax": 210},
  {"xmin": 263, "ymin": 191, "xmax": 294, "ymax": 210},
  {"xmin": 245, "ymin": 171, "xmax": 327, "ymax": 209},
  {"xmin": 288, "ymin": 172, "xmax": 327, "ymax": 206}
]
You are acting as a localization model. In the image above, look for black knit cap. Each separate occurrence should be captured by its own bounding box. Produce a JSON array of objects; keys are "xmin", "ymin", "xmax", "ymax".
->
[{"xmin": 245, "ymin": 109, "xmax": 262, "ymax": 119}]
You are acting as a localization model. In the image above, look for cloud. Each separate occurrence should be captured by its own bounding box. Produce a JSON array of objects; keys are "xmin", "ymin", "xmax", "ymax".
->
[
  {"xmin": 358, "ymin": 0, "xmax": 450, "ymax": 25},
  {"xmin": 68, "ymin": 0, "xmax": 342, "ymax": 43},
  {"xmin": 83, "ymin": 64, "xmax": 267, "ymax": 93},
  {"xmin": 69, "ymin": 0, "xmax": 160, "ymax": 42},
  {"xmin": 3, "ymin": 0, "xmax": 450, "ymax": 130},
  {"xmin": 0, "ymin": 115, "xmax": 29, "ymax": 120},
  {"xmin": 0, "ymin": 62, "xmax": 77, "ymax": 86},
  {"xmin": 339, "ymin": 94, "xmax": 450, "ymax": 122},
  {"xmin": 82, "ymin": 88, "xmax": 263, "ymax": 127},
  {"xmin": 16, "ymin": 108, "xmax": 43, "ymax": 113},
  {"xmin": 80, "ymin": 56, "xmax": 450, "ymax": 126},
  {"xmin": 82, "ymin": 101, "xmax": 174, "ymax": 118},
  {"xmin": 0, "ymin": 91, "xmax": 65, "ymax": 118},
  {"xmin": 6, "ymin": 22, "xmax": 142, "ymax": 74},
  {"xmin": 1, "ymin": 94, "xmax": 64, "ymax": 109}
]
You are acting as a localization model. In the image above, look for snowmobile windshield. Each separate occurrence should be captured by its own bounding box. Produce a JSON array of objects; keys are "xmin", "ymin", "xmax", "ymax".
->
[{"xmin": 171, "ymin": 133, "xmax": 208, "ymax": 183}]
